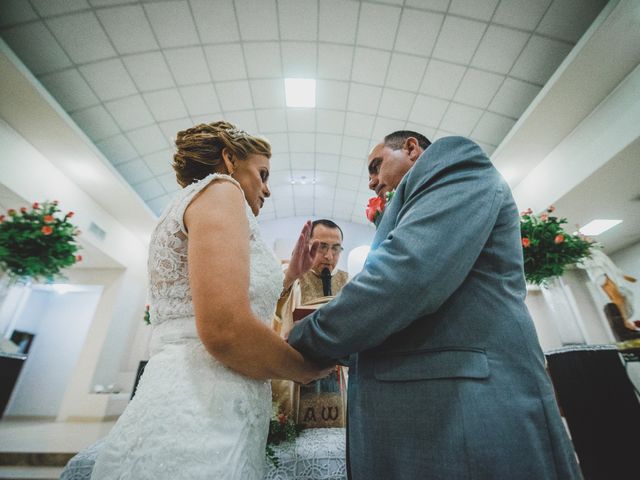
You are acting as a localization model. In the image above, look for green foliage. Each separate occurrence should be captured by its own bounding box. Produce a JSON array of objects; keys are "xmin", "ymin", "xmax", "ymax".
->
[
  {"xmin": 266, "ymin": 405, "xmax": 302, "ymax": 468},
  {"xmin": 0, "ymin": 201, "xmax": 81, "ymax": 282},
  {"xmin": 143, "ymin": 304, "xmax": 151, "ymax": 325},
  {"xmin": 520, "ymin": 207, "xmax": 594, "ymax": 286}
]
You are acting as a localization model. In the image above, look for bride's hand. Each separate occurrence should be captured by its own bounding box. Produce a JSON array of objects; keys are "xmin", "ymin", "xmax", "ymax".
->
[
  {"xmin": 298, "ymin": 363, "xmax": 336, "ymax": 385},
  {"xmin": 284, "ymin": 221, "xmax": 319, "ymax": 284}
]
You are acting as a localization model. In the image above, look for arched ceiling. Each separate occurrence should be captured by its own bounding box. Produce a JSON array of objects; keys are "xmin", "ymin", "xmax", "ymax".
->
[{"xmin": 0, "ymin": 0, "xmax": 607, "ymax": 225}]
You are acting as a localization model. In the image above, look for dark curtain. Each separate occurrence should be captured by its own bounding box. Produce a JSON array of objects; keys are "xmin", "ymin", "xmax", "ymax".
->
[{"xmin": 546, "ymin": 347, "xmax": 640, "ymax": 479}]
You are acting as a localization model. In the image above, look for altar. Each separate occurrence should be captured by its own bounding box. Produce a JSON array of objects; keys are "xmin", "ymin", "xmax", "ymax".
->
[{"xmin": 60, "ymin": 428, "xmax": 347, "ymax": 480}]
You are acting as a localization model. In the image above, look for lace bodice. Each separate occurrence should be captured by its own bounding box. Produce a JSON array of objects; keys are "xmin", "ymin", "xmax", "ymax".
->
[{"xmin": 147, "ymin": 173, "xmax": 283, "ymax": 331}]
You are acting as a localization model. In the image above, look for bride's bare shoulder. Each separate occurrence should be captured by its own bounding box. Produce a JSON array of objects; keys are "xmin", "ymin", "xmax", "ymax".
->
[{"xmin": 185, "ymin": 177, "xmax": 246, "ymax": 232}]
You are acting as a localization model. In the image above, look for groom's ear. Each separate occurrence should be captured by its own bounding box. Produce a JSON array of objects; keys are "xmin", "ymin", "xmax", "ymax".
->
[{"xmin": 404, "ymin": 137, "xmax": 422, "ymax": 163}]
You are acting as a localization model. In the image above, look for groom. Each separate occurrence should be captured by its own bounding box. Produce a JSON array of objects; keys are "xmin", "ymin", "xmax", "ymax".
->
[{"xmin": 288, "ymin": 132, "xmax": 581, "ymax": 479}]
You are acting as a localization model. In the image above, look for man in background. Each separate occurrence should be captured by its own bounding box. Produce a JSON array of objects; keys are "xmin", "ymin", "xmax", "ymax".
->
[
  {"xmin": 273, "ymin": 219, "xmax": 348, "ymax": 417},
  {"xmin": 278, "ymin": 219, "xmax": 348, "ymax": 317}
]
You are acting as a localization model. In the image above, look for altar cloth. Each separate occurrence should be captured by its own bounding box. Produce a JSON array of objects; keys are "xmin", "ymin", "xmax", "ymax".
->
[{"xmin": 60, "ymin": 427, "xmax": 347, "ymax": 480}]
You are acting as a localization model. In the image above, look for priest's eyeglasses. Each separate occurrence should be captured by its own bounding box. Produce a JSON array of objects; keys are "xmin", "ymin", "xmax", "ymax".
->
[{"xmin": 317, "ymin": 243, "xmax": 344, "ymax": 255}]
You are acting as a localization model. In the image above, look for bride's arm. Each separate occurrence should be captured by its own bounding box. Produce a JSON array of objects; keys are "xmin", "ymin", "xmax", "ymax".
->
[{"xmin": 185, "ymin": 180, "xmax": 328, "ymax": 383}]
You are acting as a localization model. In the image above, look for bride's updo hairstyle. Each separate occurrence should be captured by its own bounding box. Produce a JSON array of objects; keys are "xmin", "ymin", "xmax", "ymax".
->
[{"xmin": 172, "ymin": 121, "xmax": 271, "ymax": 188}]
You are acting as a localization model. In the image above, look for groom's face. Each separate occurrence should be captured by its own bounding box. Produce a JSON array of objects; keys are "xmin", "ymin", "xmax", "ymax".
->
[{"xmin": 367, "ymin": 142, "xmax": 414, "ymax": 197}]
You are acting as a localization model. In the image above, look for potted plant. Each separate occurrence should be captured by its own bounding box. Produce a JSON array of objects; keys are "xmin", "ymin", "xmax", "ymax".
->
[
  {"xmin": 520, "ymin": 206, "xmax": 594, "ymax": 287},
  {"xmin": 0, "ymin": 200, "xmax": 81, "ymax": 283}
]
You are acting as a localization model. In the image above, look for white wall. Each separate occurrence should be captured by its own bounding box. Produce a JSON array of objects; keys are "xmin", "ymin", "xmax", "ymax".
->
[
  {"xmin": 525, "ymin": 289, "xmax": 564, "ymax": 351},
  {"xmin": 0, "ymin": 120, "xmax": 150, "ymax": 420},
  {"xmin": 57, "ymin": 268, "xmax": 150, "ymax": 421},
  {"xmin": 259, "ymin": 216, "xmax": 375, "ymax": 273},
  {"xmin": 5, "ymin": 286, "xmax": 101, "ymax": 417}
]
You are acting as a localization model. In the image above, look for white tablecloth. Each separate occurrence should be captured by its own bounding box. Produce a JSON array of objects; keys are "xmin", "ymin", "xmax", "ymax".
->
[{"xmin": 60, "ymin": 428, "xmax": 347, "ymax": 480}]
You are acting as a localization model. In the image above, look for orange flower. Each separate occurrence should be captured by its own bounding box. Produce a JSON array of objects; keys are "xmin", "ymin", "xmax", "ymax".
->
[
  {"xmin": 522, "ymin": 237, "xmax": 531, "ymax": 248},
  {"xmin": 32, "ymin": 202, "xmax": 40, "ymax": 209},
  {"xmin": 8, "ymin": 209, "xmax": 16, "ymax": 216},
  {"xmin": 365, "ymin": 196, "xmax": 385, "ymax": 223},
  {"xmin": 540, "ymin": 213, "xmax": 548, "ymax": 222},
  {"xmin": 76, "ymin": 255, "xmax": 83, "ymax": 262},
  {"xmin": 277, "ymin": 413, "xmax": 287, "ymax": 426},
  {"xmin": 43, "ymin": 215, "xmax": 54, "ymax": 223},
  {"xmin": 554, "ymin": 234, "xmax": 564, "ymax": 244},
  {"xmin": 547, "ymin": 205, "xmax": 555, "ymax": 213},
  {"xmin": 0, "ymin": 215, "xmax": 4, "ymax": 223},
  {"xmin": 66, "ymin": 211, "xmax": 74, "ymax": 218},
  {"xmin": 20, "ymin": 207, "xmax": 27, "ymax": 213},
  {"xmin": 41, "ymin": 226, "xmax": 53, "ymax": 235}
]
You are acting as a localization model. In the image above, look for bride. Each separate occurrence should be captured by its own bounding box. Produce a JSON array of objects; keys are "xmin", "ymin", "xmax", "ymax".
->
[{"xmin": 91, "ymin": 121, "xmax": 331, "ymax": 479}]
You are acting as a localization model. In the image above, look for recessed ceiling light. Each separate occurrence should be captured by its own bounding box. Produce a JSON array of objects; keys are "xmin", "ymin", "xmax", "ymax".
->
[
  {"xmin": 290, "ymin": 175, "xmax": 316, "ymax": 185},
  {"xmin": 578, "ymin": 219, "xmax": 623, "ymax": 236},
  {"xmin": 285, "ymin": 78, "xmax": 316, "ymax": 108}
]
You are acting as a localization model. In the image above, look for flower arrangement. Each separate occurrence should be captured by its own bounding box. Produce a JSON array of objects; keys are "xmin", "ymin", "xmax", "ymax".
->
[
  {"xmin": 365, "ymin": 190, "xmax": 395, "ymax": 225},
  {"xmin": 0, "ymin": 201, "xmax": 81, "ymax": 282},
  {"xmin": 266, "ymin": 402, "xmax": 301, "ymax": 467},
  {"xmin": 520, "ymin": 206, "xmax": 594, "ymax": 286}
]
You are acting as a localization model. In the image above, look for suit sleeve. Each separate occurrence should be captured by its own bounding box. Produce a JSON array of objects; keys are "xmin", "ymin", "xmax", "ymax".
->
[{"xmin": 288, "ymin": 143, "xmax": 505, "ymax": 364}]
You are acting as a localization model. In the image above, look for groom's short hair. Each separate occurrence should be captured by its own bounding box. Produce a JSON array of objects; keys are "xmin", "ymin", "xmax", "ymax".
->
[
  {"xmin": 311, "ymin": 219, "xmax": 343, "ymax": 241},
  {"xmin": 384, "ymin": 130, "xmax": 431, "ymax": 151}
]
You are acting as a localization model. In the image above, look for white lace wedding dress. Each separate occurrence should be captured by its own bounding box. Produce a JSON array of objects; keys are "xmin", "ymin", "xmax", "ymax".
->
[{"xmin": 91, "ymin": 174, "xmax": 283, "ymax": 479}]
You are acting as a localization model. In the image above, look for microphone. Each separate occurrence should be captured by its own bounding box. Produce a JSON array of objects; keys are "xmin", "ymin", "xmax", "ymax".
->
[{"xmin": 321, "ymin": 267, "xmax": 332, "ymax": 296}]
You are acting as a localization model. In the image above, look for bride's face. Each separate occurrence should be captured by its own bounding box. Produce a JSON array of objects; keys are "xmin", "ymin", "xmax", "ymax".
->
[{"xmin": 233, "ymin": 154, "xmax": 271, "ymax": 216}]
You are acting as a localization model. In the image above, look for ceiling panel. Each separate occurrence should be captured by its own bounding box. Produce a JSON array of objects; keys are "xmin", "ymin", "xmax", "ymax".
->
[
  {"xmin": 39, "ymin": 68, "xmax": 99, "ymax": 111},
  {"xmin": 278, "ymin": 0, "xmax": 317, "ymax": 41},
  {"xmin": 47, "ymin": 12, "xmax": 116, "ymax": 63},
  {"xmin": 145, "ymin": 1, "xmax": 199, "ymax": 48},
  {"xmin": 0, "ymin": 0, "xmax": 38, "ymax": 27},
  {"xmin": 0, "ymin": 0, "xmax": 605, "ymax": 225},
  {"xmin": 164, "ymin": 47, "xmax": 211, "ymax": 86},
  {"xmin": 122, "ymin": 52, "xmax": 175, "ymax": 91},
  {"xmin": 2, "ymin": 22, "xmax": 72, "ymax": 74},
  {"xmin": 493, "ymin": 0, "xmax": 551, "ymax": 31},
  {"xmin": 80, "ymin": 58, "xmax": 138, "ymax": 101},
  {"xmin": 96, "ymin": 5, "xmax": 158, "ymax": 55},
  {"xmin": 190, "ymin": 0, "xmax": 240, "ymax": 44},
  {"xmin": 357, "ymin": 2, "xmax": 401, "ymax": 50}
]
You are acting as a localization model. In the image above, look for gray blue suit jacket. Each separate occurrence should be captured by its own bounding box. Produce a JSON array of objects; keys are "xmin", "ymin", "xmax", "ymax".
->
[{"xmin": 288, "ymin": 137, "xmax": 581, "ymax": 479}]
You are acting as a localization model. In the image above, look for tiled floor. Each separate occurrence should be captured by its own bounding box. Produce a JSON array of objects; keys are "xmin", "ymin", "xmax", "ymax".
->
[
  {"xmin": 0, "ymin": 419, "xmax": 114, "ymax": 453},
  {"xmin": 0, "ymin": 466, "xmax": 63, "ymax": 479}
]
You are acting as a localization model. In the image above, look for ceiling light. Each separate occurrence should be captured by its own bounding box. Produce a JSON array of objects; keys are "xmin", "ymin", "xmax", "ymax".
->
[
  {"xmin": 578, "ymin": 219, "xmax": 623, "ymax": 236},
  {"xmin": 290, "ymin": 175, "xmax": 316, "ymax": 185},
  {"xmin": 285, "ymin": 78, "xmax": 316, "ymax": 108}
]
